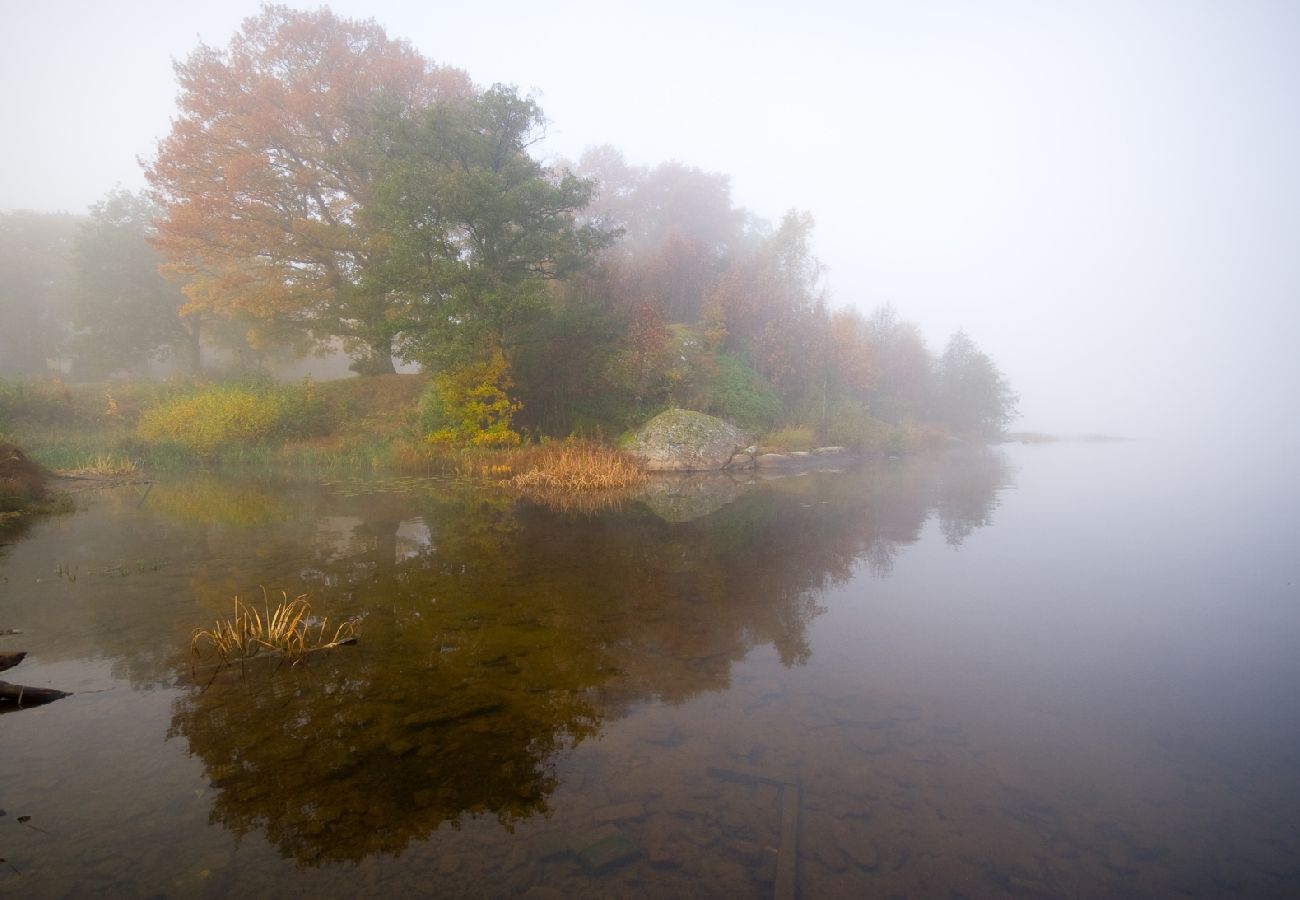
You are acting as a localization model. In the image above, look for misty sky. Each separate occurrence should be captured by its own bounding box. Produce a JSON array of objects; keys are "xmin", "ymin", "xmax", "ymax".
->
[{"xmin": 5, "ymin": 0, "xmax": 1299, "ymax": 440}]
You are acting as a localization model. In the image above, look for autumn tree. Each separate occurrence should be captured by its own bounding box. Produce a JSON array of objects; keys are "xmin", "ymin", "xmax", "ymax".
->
[
  {"xmin": 146, "ymin": 5, "xmax": 472, "ymax": 374},
  {"xmin": 67, "ymin": 190, "xmax": 204, "ymax": 377}
]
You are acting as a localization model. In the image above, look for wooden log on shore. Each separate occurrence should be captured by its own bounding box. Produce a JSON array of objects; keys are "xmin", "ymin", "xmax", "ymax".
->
[
  {"xmin": 0, "ymin": 680, "xmax": 71, "ymax": 707},
  {"xmin": 0, "ymin": 651, "xmax": 27, "ymax": 672}
]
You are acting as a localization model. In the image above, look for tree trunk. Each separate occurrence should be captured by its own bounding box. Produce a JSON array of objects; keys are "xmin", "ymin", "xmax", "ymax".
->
[
  {"xmin": 358, "ymin": 335, "xmax": 396, "ymax": 375},
  {"xmin": 184, "ymin": 315, "xmax": 204, "ymax": 376}
]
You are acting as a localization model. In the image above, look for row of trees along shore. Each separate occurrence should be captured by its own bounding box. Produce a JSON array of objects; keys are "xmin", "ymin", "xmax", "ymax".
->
[{"xmin": 0, "ymin": 6, "xmax": 1017, "ymax": 445}]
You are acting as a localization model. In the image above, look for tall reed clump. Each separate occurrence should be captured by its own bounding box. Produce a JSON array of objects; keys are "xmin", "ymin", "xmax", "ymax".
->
[
  {"xmin": 506, "ymin": 440, "xmax": 647, "ymax": 491},
  {"xmin": 191, "ymin": 592, "xmax": 358, "ymax": 671}
]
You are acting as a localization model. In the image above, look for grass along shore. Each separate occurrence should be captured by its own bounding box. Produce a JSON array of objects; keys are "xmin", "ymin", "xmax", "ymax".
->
[{"xmin": 1, "ymin": 375, "xmax": 937, "ymax": 495}]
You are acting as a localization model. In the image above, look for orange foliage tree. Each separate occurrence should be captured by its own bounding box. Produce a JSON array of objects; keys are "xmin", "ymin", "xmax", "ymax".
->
[{"xmin": 146, "ymin": 6, "xmax": 472, "ymax": 374}]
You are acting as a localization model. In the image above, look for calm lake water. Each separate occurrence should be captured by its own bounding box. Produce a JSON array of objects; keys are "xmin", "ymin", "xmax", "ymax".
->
[{"xmin": 1, "ymin": 441, "xmax": 1297, "ymax": 898}]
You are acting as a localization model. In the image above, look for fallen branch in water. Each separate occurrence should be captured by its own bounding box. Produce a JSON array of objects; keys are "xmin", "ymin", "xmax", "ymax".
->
[{"xmin": 0, "ymin": 680, "xmax": 71, "ymax": 708}]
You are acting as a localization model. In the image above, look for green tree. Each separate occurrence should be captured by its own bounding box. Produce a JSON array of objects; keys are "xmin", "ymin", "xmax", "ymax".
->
[{"xmin": 372, "ymin": 86, "xmax": 608, "ymax": 373}]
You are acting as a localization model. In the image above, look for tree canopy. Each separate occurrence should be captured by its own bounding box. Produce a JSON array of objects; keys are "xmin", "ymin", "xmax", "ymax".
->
[
  {"xmin": 7, "ymin": 3, "xmax": 1019, "ymax": 447},
  {"xmin": 370, "ymin": 86, "xmax": 608, "ymax": 371},
  {"xmin": 146, "ymin": 5, "xmax": 474, "ymax": 373}
]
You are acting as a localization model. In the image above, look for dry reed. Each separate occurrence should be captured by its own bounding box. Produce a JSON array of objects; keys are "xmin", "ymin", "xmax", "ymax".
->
[
  {"xmin": 446, "ymin": 439, "xmax": 647, "ymax": 493},
  {"xmin": 191, "ymin": 591, "xmax": 358, "ymax": 671},
  {"xmin": 506, "ymin": 441, "xmax": 647, "ymax": 491}
]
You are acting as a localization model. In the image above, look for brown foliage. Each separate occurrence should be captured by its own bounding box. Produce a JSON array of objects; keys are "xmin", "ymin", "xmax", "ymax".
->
[
  {"xmin": 0, "ymin": 443, "xmax": 47, "ymax": 508},
  {"xmin": 146, "ymin": 7, "xmax": 471, "ymax": 355}
]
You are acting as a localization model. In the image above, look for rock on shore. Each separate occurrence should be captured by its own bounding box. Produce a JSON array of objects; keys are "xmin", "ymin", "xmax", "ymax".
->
[{"xmin": 627, "ymin": 410, "xmax": 747, "ymax": 472}]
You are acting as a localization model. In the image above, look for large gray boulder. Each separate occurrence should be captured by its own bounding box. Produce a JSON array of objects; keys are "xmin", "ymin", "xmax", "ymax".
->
[{"xmin": 627, "ymin": 409, "xmax": 745, "ymax": 472}]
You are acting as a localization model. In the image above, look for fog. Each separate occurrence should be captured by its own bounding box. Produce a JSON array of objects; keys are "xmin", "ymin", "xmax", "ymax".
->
[{"xmin": 4, "ymin": 0, "xmax": 1299, "ymax": 444}]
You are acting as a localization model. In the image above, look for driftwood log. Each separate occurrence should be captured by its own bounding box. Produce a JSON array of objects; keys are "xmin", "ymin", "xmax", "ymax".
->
[
  {"xmin": 0, "ymin": 680, "xmax": 70, "ymax": 707},
  {"xmin": 0, "ymin": 633, "xmax": 71, "ymax": 709}
]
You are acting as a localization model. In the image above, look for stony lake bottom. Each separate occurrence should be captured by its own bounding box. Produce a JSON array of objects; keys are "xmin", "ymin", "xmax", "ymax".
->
[{"xmin": 1, "ymin": 440, "xmax": 1297, "ymax": 898}]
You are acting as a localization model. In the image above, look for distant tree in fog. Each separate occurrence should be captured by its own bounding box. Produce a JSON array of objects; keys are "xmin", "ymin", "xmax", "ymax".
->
[
  {"xmin": 863, "ymin": 304, "xmax": 934, "ymax": 424},
  {"xmin": 68, "ymin": 190, "xmax": 202, "ymax": 377},
  {"xmin": 574, "ymin": 147, "xmax": 755, "ymax": 323},
  {"xmin": 932, "ymin": 330, "xmax": 1018, "ymax": 437},
  {"xmin": 0, "ymin": 210, "xmax": 79, "ymax": 376}
]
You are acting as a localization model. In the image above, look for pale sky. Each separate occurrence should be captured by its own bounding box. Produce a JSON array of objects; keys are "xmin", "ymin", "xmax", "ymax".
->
[{"xmin": 5, "ymin": 0, "xmax": 1299, "ymax": 440}]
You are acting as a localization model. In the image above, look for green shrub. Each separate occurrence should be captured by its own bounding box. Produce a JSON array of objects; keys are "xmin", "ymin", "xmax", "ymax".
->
[{"xmin": 699, "ymin": 354, "xmax": 783, "ymax": 427}]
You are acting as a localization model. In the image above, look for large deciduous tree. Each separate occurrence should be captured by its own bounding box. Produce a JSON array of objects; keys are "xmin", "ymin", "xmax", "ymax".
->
[{"xmin": 146, "ymin": 5, "xmax": 472, "ymax": 374}]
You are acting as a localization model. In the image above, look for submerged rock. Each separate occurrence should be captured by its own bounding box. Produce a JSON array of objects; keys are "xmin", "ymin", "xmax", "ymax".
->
[{"xmin": 627, "ymin": 409, "xmax": 746, "ymax": 472}]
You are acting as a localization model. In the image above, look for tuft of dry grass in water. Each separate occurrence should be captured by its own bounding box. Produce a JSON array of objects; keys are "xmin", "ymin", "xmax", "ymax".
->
[
  {"xmin": 68, "ymin": 454, "xmax": 141, "ymax": 477},
  {"xmin": 191, "ymin": 591, "xmax": 358, "ymax": 673},
  {"xmin": 506, "ymin": 441, "xmax": 647, "ymax": 492},
  {"xmin": 445, "ymin": 439, "xmax": 647, "ymax": 493}
]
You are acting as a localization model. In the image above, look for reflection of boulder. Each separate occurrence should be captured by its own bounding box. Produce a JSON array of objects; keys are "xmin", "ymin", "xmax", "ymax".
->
[
  {"xmin": 638, "ymin": 473, "xmax": 754, "ymax": 523},
  {"xmin": 627, "ymin": 409, "xmax": 745, "ymax": 471}
]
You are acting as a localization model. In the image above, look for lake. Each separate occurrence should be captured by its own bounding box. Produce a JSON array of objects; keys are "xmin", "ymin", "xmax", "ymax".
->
[{"xmin": 1, "ymin": 440, "xmax": 1297, "ymax": 898}]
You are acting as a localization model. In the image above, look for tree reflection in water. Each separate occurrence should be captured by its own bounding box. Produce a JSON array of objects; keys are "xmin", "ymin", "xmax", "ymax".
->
[{"xmin": 166, "ymin": 449, "xmax": 1011, "ymax": 865}]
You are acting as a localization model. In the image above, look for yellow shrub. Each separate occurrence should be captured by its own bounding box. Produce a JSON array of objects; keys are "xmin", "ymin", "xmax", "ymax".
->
[
  {"xmin": 138, "ymin": 385, "xmax": 293, "ymax": 456},
  {"xmin": 422, "ymin": 348, "xmax": 522, "ymax": 449}
]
